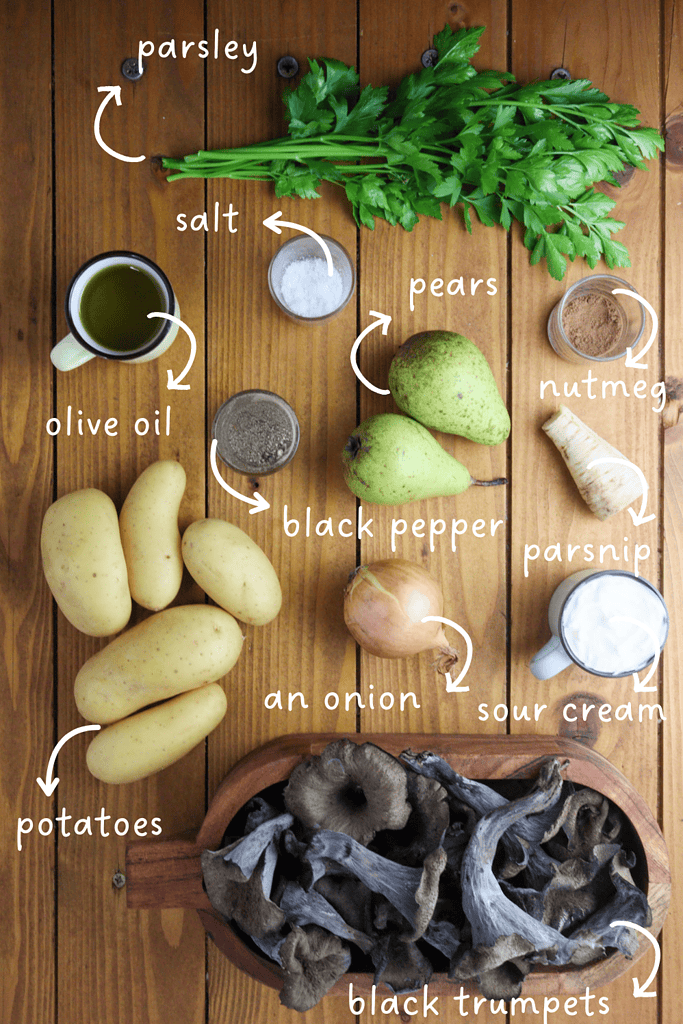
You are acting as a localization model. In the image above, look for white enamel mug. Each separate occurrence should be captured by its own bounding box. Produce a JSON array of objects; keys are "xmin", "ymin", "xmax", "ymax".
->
[
  {"xmin": 51, "ymin": 251, "xmax": 180, "ymax": 371},
  {"xmin": 529, "ymin": 569, "xmax": 668, "ymax": 681}
]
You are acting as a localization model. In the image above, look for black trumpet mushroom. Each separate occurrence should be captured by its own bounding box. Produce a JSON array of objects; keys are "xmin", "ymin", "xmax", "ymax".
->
[
  {"xmin": 199, "ymin": 741, "xmax": 652, "ymax": 1011},
  {"xmin": 284, "ymin": 739, "xmax": 411, "ymax": 845},
  {"xmin": 279, "ymin": 926, "xmax": 352, "ymax": 1012}
]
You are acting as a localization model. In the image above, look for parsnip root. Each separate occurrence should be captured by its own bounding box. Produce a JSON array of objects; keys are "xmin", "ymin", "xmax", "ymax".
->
[{"xmin": 542, "ymin": 405, "xmax": 644, "ymax": 521}]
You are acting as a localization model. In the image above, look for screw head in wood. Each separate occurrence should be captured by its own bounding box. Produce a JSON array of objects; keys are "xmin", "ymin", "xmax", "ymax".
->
[
  {"xmin": 277, "ymin": 56, "xmax": 299, "ymax": 79},
  {"xmin": 121, "ymin": 58, "xmax": 143, "ymax": 81},
  {"xmin": 421, "ymin": 48, "xmax": 439, "ymax": 68}
]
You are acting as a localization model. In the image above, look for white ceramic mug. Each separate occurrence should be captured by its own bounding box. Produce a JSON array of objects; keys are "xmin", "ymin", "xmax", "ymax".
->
[
  {"xmin": 529, "ymin": 569, "xmax": 668, "ymax": 681},
  {"xmin": 51, "ymin": 251, "xmax": 180, "ymax": 371}
]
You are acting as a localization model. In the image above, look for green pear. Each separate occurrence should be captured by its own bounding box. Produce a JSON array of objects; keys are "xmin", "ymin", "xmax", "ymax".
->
[
  {"xmin": 388, "ymin": 330, "xmax": 510, "ymax": 444},
  {"xmin": 341, "ymin": 413, "xmax": 505, "ymax": 505}
]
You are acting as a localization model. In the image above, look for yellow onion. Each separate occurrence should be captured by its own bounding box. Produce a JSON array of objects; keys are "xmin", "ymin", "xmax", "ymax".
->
[{"xmin": 343, "ymin": 559, "xmax": 458, "ymax": 673}]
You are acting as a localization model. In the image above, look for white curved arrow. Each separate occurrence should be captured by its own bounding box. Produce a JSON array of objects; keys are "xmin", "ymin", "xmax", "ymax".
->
[
  {"xmin": 609, "ymin": 615, "xmax": 661, "ymax": 692},
  {"xmin": 36, "ymin": 725, "xmax": 101, "ymax": 796},
  {"xmin": 421, "ymin": 615, "xmax": 473, "ymax": 692},
  {"xmin": 350, "ymin": 312, "xmax": 392, "ymax": 395},
  {"xmin": 614, "ymin": 289, "xmax": 658, "ymax": 370},
  {"xmin": 94, "ymin": 87, "xmax": 145, "ymax": 163},
  {"xmin": 586, "ymin": 456, "xmax": 655, "ymax": 526},
  {"xmin": 146, "ymin": 312, "xmax": 197, "ymax": 390},
  {"xmin": 210, "ymin": 438, "xmax": 270, "ymax": 514},
  {"xmin": 263, "ymin": 211, "xmax": 333, "ymax": 275},
  {"xmin": 609, "ymin": 920, "xmax": 660, "ymax": 997}
]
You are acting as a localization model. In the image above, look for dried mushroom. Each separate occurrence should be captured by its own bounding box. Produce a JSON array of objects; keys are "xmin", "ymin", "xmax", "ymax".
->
[
  {"xmin": 313, "ymin": 874, "xmax": 375, "ymax": 935},
  {"xmin": 478, "ymin": 958, "xmax": 532, "ymax": 1001},
  {"xmin": 371, "ymin": 934, "xmax": 433, "ymax": 994},
  {"xmin": 303, "ymin": 829, "xmax": 445, "ymax": 937},
  {"xmin": 544, "ymin": 788, "xmax": 621, "ymax": 857},
  {"xmin": 284, "ymin": 738, "xmax": 411, "ymax": 844},
  {"xmin": 452, "ymin": 759, "xmax": 603, "ymax": 984},
  {"xmin": 200, "ymin": 740, "xmax": 653, "ymax": 1010},
  {"xmin": 401, "ymin": 748, "xmax": 559, "ymax": 886},
  {"xmin": 279, "ymin": 926, "xmax": 351, "ymax": 1012},
  {"xmin": 244, "ymin": 795, "xmax": 281, "ymax": 833},
  {"xmin": 379, "ymin": 772, "xmax": 450, "ymax": 865},
  {"xmin": 280, "ymin": 881, "xmax": 374, "ymax": 953},
  {"xmin": 201, "ymin": 849, "xmax": 285, "ymax": 938},
  {"xmin": 217, "ymin": 812, "xmax": 293, "ymax": 881},
  {"xmin": 423, "ymin": 917, "xmax": 462, "ymax": 958},
  {"xmin": 567, "ymin": 850, "xmax": 652, "ymax": 962}
]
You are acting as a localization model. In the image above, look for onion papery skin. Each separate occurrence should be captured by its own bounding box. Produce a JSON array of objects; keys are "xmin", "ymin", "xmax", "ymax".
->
[{"xmin": 343, "ymin": 559, "xmax": 458, "ymax": 671}]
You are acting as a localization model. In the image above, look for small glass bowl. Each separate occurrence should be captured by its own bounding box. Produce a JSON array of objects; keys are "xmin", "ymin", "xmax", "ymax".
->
[
  {"xmin": 547, "ymin": 274, "xmax": 646, "ymax": 364},
  {"xmin": 268, "ymin": 234, "xmax": 355, "ymax": 324},
  {"xmin": 212, "ymin": 390, "xmax": 299, "ymax": 476}
]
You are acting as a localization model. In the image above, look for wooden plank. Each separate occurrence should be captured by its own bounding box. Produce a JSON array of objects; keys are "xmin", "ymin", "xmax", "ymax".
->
[
  {"xmin": 52, "ymin": 3, "xmax": 207, "ymax": 1023},
  {"xmin": 203, "ymin": 5, "xmax": 358, "ymax": 1024},
  {"xmin": 662, "ymin": 0, "xmax": 683, "ymax": 1013},
  {"xmin": 356, "ymin": 0, "xmax": 509, "ymax": 737},
  {"xmin": 663, "ymin": 425, "xmax": 683, "ymax": 1019},
  {"xmin": 510, "ymin": 1, "xmax": 662, "ymax": 1022},
  {"xmin": 2, "ymin": 2, "xmax": 668, "ymax": 1023},
  {"xmin": 0, "ymin": 3, "xmax": 54, "ymax": 1023},
  {"xmin": 355, "ymin": 2, "xmax": 508, "ymax": 1022}
]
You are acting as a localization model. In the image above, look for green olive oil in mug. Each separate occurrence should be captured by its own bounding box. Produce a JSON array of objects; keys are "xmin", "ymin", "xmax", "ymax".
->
[{"xmin": 79, "ymin": 263, "xmax": 165, "ymax": 352}]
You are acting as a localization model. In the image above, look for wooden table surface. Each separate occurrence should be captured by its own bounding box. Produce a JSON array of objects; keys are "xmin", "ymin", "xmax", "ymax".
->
[{"xmin": 2, "ymin": 0, "xmax": 681, "ymax": 1021}]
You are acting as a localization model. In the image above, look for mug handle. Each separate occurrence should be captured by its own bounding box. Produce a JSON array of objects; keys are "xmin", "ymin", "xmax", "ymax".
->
[
  {"xmin": 51, "ymin": 333, "xmax": 95, "ymax": 371},
  {"xmin": 529, "ymin": 636, "xmax": 572, "ymax": 681}
]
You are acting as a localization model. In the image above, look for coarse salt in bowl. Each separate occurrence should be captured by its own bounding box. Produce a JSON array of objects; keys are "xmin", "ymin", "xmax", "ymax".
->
[{"xmin": 268, "ymin": 234, "xmax": 355, "ymax": 323}]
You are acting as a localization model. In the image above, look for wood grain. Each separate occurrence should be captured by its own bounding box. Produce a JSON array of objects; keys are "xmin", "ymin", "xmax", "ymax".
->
[
  {"xmin": 355, "ymin": 7, "xmax": 508, "ymax": 1019},
  {"xmin": 663, "ymin": 0, "xmax": 683, "ymax": 1014},
  {"xmin": 1, "ymin": 1, "xmax": 679, "ymax": 1022},
  {"xmin": 356, "ymin": 0, "xmax": 509, "ymax": 741},
  {"xmin": 53, "ymin": 1, "xmax": 207, "ymax": 1023},
  {"xmin": 203, "ymin": 4, "xmax": 358, "ymax": 1023},
  {"xmin": 0, "ymin": 2, "xmax": 54, "ymax": 1022},
  {"xmin": 509, "ymin": 1, "xmax": 663, "ymax": 1021}
]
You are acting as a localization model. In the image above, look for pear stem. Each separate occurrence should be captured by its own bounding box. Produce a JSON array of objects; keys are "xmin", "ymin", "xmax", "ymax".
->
[{"xmin": 470, "ymin": 476, "xmax": 508, "ymax": 487}]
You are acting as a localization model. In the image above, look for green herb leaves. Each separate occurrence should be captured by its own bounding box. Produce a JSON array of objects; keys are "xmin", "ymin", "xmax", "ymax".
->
[
  {"xmin": 162, "ymin": 25, "xmax": 663, "ymax": 279},
  {"xmin": 285, "ymin": 58, "xmax": 387, "ymax": 137}
]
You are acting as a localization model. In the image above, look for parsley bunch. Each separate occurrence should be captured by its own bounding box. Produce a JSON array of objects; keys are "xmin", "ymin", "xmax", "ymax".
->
[{"xmin": 163, "ymin": 26, "xmax": 663, "ymax": 279}]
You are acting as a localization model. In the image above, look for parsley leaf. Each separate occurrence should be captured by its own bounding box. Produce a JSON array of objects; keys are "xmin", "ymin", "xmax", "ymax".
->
[{"xmin": 164, "ymin": 24, "xmax": 664, "ymax": 278}]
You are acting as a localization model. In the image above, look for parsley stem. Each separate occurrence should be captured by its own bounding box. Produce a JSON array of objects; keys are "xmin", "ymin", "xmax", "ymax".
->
[{"xmin": 161, "ymin": 23, "xmax": 662, "ymax": 278}]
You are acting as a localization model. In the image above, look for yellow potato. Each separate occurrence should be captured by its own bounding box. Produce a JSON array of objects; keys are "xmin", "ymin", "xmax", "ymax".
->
[
  {"xmin": 120, "ymin": 459, "xmax": 186, "ymax": 611},
  {"xmin": 41, "ymin": 488, "xmax": 131, "ymax": 636},
  {"xmin": 86, "ymin": 683, "xmax": 227, "ymax": 784},
  {"xmin": 74, "ymin": 604, "xmax": 243, "ymax": 724},
  {"xmin": 182, "ymin": 518, "xmax": 282, "ymax": 626}
]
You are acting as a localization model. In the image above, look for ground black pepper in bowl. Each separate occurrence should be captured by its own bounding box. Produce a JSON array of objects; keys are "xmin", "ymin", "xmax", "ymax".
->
[{"xmin": 213, "ymin": 391, "xmax": 300, "ymax": 476}]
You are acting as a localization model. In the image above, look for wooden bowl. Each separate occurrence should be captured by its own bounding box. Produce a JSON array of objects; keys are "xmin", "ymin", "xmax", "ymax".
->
[{"xmin": 126, "ymin": 733, "xmax": 670, "ymax": 998}]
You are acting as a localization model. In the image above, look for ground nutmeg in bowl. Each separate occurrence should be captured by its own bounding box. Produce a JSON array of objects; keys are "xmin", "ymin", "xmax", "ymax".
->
[{"xmin": 561, "ymin": 292, "xmax": 623, "ymax": 357}]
